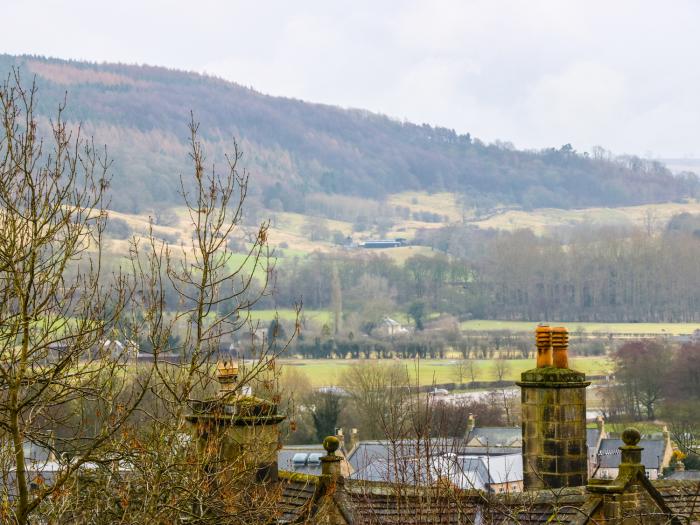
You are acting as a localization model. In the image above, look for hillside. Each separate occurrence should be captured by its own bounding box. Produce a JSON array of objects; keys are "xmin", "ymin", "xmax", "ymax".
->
[{"xmin": 1, "ymin": 54, "xmax": 697, "ymax": 214}]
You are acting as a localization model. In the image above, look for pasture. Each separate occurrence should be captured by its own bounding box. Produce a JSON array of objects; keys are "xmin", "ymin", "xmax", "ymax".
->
[
  {"xmin": 471, "ymin": 199, "xmax": 700, "ymax": 235},
  {"xmin": 278, "ymin": 356, "xmax": 612, "ymax": 388}
]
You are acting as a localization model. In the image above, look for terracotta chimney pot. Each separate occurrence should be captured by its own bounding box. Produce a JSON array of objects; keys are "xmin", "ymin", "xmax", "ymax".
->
[
  {"xmin": 552, "ymin": 327, "xmax": 569, "ymax": 369},
  {"xmin": 535, "ymin": 325, "xmax": 553, "ymax": 368}
]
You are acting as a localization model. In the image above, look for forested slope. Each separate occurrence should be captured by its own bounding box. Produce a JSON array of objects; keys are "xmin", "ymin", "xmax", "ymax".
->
[{"xmin": 1, "ymin": 54, "xmax": 696, "ymax": 213}]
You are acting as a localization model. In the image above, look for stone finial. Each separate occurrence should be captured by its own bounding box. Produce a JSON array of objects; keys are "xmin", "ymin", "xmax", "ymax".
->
[
  {"xmin": 323, "ymin": 435, "xmax": 340, "ymax": 456},
  {"xmin": 620, "ymin": 427, "xmax": 643, "ymax": 466},
  {"xmin": 551, "ymin": 327, "xmax": 569, "ymax": 369},
  {"xmin": 321, "ymin": 436, "xmax": 342, "ymax": 479},
  {"xmin": 622, "ymin": 427, "xmax": 641, "ymax": 446},
  {"xmin": 535, "ymin": 325, "xmax": 553, "ymax": 368}
]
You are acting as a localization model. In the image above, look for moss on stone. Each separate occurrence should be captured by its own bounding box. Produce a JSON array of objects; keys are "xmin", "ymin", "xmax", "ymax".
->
[{"xmin": 518, "ymin": 366, "xmax": 587, "ymax": 385}]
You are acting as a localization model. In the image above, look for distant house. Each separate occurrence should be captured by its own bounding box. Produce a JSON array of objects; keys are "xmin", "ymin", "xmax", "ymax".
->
[
  {"xmin": 456, "ymin": 454, "xmax": 523, "ymax": 493},
  {"xmin": 101, "ymin": 339, "xmax": 139, "ymax": 361},
  {"xmin": 593, "ymin": 429, "xmax": 673, "ymax": 480},
  {"xmin": 586, "ymin": 417, "xmax": 609, "ymax": 478},
  {"xmin": 376, "ymin": 317, "xmax": 408, "ymax": 337},
  {"xmin": 347, "ymin": 438, "xmax": 523, "ymax": 493}
]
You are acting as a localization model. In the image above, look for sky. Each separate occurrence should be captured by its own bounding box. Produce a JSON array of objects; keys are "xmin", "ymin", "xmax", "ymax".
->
[{"xmin": 3, "ymin": 0, "xmax": 700, "ymax": 158}]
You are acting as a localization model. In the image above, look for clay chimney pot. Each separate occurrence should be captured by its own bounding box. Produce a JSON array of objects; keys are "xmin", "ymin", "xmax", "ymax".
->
[
  {"xmin": 535, "ymin": 325, "xmax": 553, "ymax": 368},
  {"xmin": 551, "ymin": 327, "xmax": 569, "ymax": 369}
]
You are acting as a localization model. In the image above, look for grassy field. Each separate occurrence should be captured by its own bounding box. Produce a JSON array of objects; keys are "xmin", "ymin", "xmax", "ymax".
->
[
  {"xmin": 460, "ymin": 319, "xmax": 700, "ymax": 335},
  {"xmin": 279, "ymin": 356, "xmax": 612, "ymax": 388},
  {"xmin": 472, "ymin": 199, "xmax": 700, "ymax": 235},
  {"xmin": 250, "ymin": 309, "xmax": 331, "ymax": 324},
  {"xmin": 387, "ymin": 191, "xmax": 463, "ymax": 222}
]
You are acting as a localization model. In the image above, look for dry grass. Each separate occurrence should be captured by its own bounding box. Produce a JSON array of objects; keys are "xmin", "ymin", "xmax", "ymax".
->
[
  {"xmin": 103, "ymin": 193, "xmax": 700, "ymax": 264},
  {"xmin": 387, "ymin": 191, "xmax": 463, "ymax": 222},
  {"xmin": 472, "ymin": 200, "xmax": 700, "ymax": 234}
]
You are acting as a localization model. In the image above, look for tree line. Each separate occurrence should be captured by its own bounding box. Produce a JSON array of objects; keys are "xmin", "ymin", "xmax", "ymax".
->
[{"xmin": 270, "ymin": 222, "xmax": 700, "ymax": 326}]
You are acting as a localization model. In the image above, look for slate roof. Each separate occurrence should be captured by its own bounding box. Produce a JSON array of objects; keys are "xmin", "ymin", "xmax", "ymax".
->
[
  {"xmin": 652, "ymin": 479, "xmax": 700, "ymax": 521},
  {"xmin": 457, "ymin": 454, "xmax": 523, "ymax": 488},
  {"xmin": 276, "ymin": 468, "xmax": 700, "ymax": 524},
  {"xmin": 336, "ymin": 480, "xmax": 482, "ymax": 525},
  {"xmin": 348, "ymin": 439, "xmax": 460, "ymax": 473},
  {"xmin": 336, "ymin": 480, "xmax": 605, "ymax": 525},
  {"xmin": 596, "ymin": 438, "xmax": 667, "ymax": 469},
  {"xmin": 586, "ymin": 428, "xmax": 601, "ymax": 450},
  {"xmin": 348, "ymin": 437, "xmax": 520, "ymax": 476},
  {"xmin": 278, "ymin": 445, "xmax": 326, "ymax": 475},
  {"xmin": 277, "ymin": 472, "xmax": 319, "ymax": 524},
  {"xmin": 461, "ymin": 446, "xmax": 521, "ymax": 457},
  {"xmin": 666, "ymin": 469, "xmax": 700, "ymax": 481},
  {"xmin": 483, "ymin": 486, "xmax": 601, "ymax": 525}
]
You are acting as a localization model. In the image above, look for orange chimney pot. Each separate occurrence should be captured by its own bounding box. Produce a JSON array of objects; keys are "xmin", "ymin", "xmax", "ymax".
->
[
  {"xmin": 535, "ymin": 325, "xmax": 553, "ymax": 368},
  {"xmin": 551, "ymin": 326, "xmax": 569, "ymax": 369}
]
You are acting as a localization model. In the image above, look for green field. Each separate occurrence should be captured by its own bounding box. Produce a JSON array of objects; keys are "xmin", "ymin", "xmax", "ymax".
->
[
  {"xmin": 250, "ymin": 309, "xmax": 331, "ymax": 324},
  {"xmin": 279, "ymin": 356, "xmax": 612, "ymax": 388},
  {"xmin": 459, "ymin": 319, "xmax": 700, "ymax": 335}
]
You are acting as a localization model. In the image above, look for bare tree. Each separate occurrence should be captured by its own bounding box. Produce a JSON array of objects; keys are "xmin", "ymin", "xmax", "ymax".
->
[
  {"xmin": 92, "ymin": 115, "xmax": 299, "ymax": 523},
  {"xmin": 341, "ymin": 362, "xmax": 410, "ymax": 440},
  {"xmin": 452, "ymin": 359, "xmax": 474, "ymax": 385},
  {"xmin": 0, "ymin": 74, "xmax": 298, "ymax": 524},
  {"xmin": 494, "ymin": 357, "xmax": 510, "ymax": 383},
  {"xmin": 0, "ymin": 72, "xmax": 150, "ymax": 525}
]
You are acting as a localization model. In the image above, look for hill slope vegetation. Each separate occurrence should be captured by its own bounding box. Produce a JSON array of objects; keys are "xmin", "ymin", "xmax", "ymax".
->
[{"xmin": 1, "ymin": 54, "xmax": 697, "ymax": 214}]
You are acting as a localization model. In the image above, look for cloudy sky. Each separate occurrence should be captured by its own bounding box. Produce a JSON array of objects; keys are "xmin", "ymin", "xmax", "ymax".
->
[{"xmin": 3, "ymin": 1, "xmax": 699, "ymax": 157}]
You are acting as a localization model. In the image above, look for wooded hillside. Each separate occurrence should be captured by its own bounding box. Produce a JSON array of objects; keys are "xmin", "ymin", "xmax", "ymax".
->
[{"xmin": 1, "ymin": 54, "xmax": 696, "ymax": 214}]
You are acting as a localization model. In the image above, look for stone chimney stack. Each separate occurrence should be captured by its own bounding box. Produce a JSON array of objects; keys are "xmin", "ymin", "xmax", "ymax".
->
[
  {"xmin": 185, "ymin": 360, "xmax": 285, "ymax": 492},
  {"xmin": 518, "ymin": 326, "xmax": 590, "ymax": 490}
]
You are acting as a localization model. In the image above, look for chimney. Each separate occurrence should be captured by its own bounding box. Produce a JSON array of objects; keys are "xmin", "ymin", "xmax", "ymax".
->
[
  {"xmin": 349, "ymin": 428, "xmax": 359, "ymax": 452},
  {"xmin": 336, "ymin": 427, "xmax": 345, "ymax": 449},
  {"xmin": 518, "ymin": 325, "xmax": 590, "ymax": 490},
  {"xmin": 216, "ymin": 360, "xmax": 239, "ymax": 396},
  {"xmin": 596, "ymin": 415, "xmax": 605, "ymax": 436},
  {"xmin": 467, "ymin": 413, "xmax": 476, "ymax": 434},
  {"xmin": 185, "ymin": 360, "xmax": 285, "ymax": 492}
]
